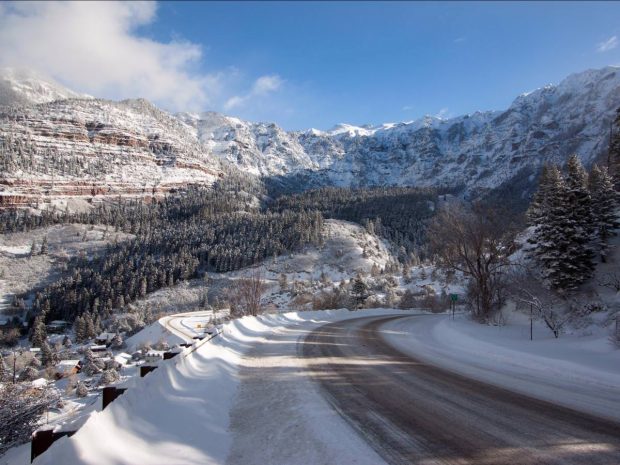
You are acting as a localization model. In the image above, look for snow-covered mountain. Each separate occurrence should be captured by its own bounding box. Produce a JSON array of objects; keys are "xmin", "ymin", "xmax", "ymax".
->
[
  {"xmin": 1, "ymin": 66, "xmax": 619, "ymax": 209},
  {"xmin": 0, "ymin": 68, "xmax": 92, "ymax": 107},
  {"xmin": 185, "ymin": 66, "xmax": 620, "ymax": 195},
  {"xmin": 0, "ymin": 95, "xmax": 224, "ymax": 208}
]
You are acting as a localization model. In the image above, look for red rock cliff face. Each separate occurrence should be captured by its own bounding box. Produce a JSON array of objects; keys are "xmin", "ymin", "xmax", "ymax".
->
[{"xmin": 0, "ymin": 98, "xmax": 223, "ymax": 210}]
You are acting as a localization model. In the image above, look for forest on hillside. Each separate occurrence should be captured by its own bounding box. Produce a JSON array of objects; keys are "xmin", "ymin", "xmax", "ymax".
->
[{"xmin": 0, "ymin": 178, "xmax": 440, "ymax": 330}]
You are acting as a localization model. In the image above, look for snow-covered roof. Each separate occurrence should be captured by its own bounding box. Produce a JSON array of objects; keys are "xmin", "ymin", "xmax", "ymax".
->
[
  {"xmin": 114, "ymin": 353, "xmax": 132, "ymax": 365},
  {"xmin": 31, "ymin": 378, "xmax": 47, "ymax": 388},
  {"xmin": 56, "ymin": 360, "xmax": 80, "ymax": 373},
  {"xmin": 145, "ymin": 350, "xmax": 164, "ymax": 358},
  {"xmin": 57, "ymin": 359, "xmax": 80, "ymax": 366}
]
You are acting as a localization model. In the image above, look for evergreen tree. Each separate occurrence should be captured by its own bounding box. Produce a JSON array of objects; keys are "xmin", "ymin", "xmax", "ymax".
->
[
  {"xmin": 527, "ymin": 164, "xmax": 551, "ymax": 225},
  {"xmin": 74, "ymin": 315, "xmax": 86, "ymax": 343},
  {"xmin": 30, "ymin": 316, "xmax": 47, "ymax": 348},
  {"xmin": 564, "ymin": 155, "xmax": 595, "ymax": 277},
  {"xmin": 84, "ymin": 313, "xmax": 96, "ymax": 339},
  {"xmin": 29, "ymin": 239, "xmax": 37, "ymax": 257},
  {"xmin": 609, "ymin": 107, "xmax": 620, "ymax": 190},
  {"xmin": 40, "ymin": 342, "xmax": 58, "ymax": 368},
  {"xmin": 39, "ymin": 236, "xmax": 48, "ymax": 255},
  {"xmin": 76, "ymin": 382, "xmax": 88, "ymax": 397},
  {"xmin": 110, "ymin": 333, "xmax": 123, "ymax": 349},
  {"xmin": 589, "ymin": 164, "xmax": 619, "ymax": 262},
  {"xmin": 528, "ymin": 163, "xmax": 594, "ymax": 290},
  {"xmin": 351, "ymin": 275, "xmax": 368, "ymax": 305},
  {"xmin": 278, "ymin": 273, "xmax": 288, "ymax": 291}
]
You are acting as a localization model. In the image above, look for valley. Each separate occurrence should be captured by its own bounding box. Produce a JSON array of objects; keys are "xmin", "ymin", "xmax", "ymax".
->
[{"xmin": 1, "ymin": 48, "xmax": 620, "ymax": 465}]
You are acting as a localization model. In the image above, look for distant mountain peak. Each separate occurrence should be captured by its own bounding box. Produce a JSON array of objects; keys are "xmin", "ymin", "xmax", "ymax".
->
[{"xmin": 0, "ymin": 67, "xmax": 92, "ymax": 106}]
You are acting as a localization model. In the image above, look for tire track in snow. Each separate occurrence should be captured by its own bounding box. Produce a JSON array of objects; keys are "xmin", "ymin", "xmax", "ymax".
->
[{"xmin": 302, "ymin": 315, "xmax": 620, "ymax": 465}]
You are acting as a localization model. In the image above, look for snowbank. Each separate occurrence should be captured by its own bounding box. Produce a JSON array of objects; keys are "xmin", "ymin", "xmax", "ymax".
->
[{"xmin": 381, "ymin": 313, "xmax": 620, "ymax": 422}]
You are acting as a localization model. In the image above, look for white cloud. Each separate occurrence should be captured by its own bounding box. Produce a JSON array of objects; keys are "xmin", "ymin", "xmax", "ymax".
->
[
  {"xmin": 435, "ymin": 108, "xmax": 450, "ymax": 119},
  {"xmin": 0, "ymin": 1, "xmax": 284, "ymax": 113},
  {"xmin": 224, "ymin": 74, "xmax": 283, "ymax": 111},
  {"xmin": 252, "ymin": 75, "xmax": 283, "ymax": 95},
  {"xmin": 402, "ymin": 105, "xmax": 414, "ymax": 111},
  {"xmin": 597, "ymin": 35, "xmax": 618, "ymax": 53},
  {"xmin": 454, "ymin": 37, "xmax": 466, "ymax": 43}
]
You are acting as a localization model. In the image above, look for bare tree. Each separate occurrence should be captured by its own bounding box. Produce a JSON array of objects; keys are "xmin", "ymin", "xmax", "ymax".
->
[
  {"xmin": 230, "ymin": 268, "xmax": 266, "ymax": 317},
  {"xmin": 428, "ymin": 203, "xmax": 516, "ymax": 322},
  {"xmin": 508, "ymin": 266, "xmax": 570, "ymax": 338},
  {"xmin": 598, "ymin": 272, "xmax": 620, "ymax": 292},
  {"xmin": 0, "ymin": 383, "xmax": 59, "ymax": 454}
]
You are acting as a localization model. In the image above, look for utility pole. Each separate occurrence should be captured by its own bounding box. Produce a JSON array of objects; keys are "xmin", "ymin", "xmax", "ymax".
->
[
  {"xmin": 530, "ymin": 303, "xmax": 533, "ymax": 341},
  {"xmin": 12, "ymin": 349, "xmax": 17, "ymax": 383}
]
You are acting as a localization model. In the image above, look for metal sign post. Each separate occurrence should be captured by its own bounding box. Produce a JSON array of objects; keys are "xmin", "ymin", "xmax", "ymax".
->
[{"xmin": 450, "ymin": 294, "xmax": 458, "ymax": 319}]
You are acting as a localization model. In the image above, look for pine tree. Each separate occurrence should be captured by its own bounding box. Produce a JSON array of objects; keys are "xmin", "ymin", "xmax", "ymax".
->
[
  {"xmin": 528, "ymin": 163, "xmax": 594, "ymax": 290},
  {"xmin": 84, "ymin": 313, "xmax": 96, "ymax": 339},
  {"xmin": 352, "ymin": 275, "xmax": 367, "ymax": 305},
  {"xmin": 74, "ymin": 315, "xmax": 86, "ymax": 343},
  {"xmin": 564, "ymin": 155, "xmax": 595, "ymax": 278},
  {"xmin": 110, "ymin": 333, "xmax": 123, "ymax": 349},
  {"xmin": 589, "ymin": 164, "xmax": 619, "ymax": 262},
  {"xmin": 39, "ymin": 236, "xmax": 48, "ymax": 255},
  {"xmin": 527, "ymin": 164, "xmax": 551, "ymax": 225},
  {"xmin": 29, "ymin": 239, "xmax": 37, "ymax": 257},
  {"xmin": 30, "ymin": 316, "xmax": 47, "ymax": 348},
  {"xmin": 609, "ymin": 107, "xmax": 620, "ymax": 190},
  {"xmin": 40, "ymin": 342, "xmax": 58, "ymax": 368}
]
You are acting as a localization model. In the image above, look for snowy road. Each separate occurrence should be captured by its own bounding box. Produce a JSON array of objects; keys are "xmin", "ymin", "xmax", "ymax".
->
[{"xmin": 302, "ymin": 315, "xmax": 620, "ymax": 465}]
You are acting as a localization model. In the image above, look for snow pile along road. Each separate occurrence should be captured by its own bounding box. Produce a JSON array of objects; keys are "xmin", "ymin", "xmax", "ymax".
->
[
  {"xmin": 33, "ymin": 309, "xmax": 403, "ymax": 465},
  {"xmin": 381, "ymin": 313, "xmax": 620, "ymax": 422}
]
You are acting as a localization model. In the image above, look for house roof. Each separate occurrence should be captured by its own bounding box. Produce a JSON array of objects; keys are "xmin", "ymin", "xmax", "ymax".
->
[
  {"xmin": 145, "ymin": 350, "xmax": 164, "ymax": 357},
  {"xmin": 56, "ymin": 360, "xmax": 80, "ymax": 373},
  {"xmin": 114, "ymin": 353, "xmax": 132, "ymax": 365},
  {"xmin": 57, "ymin": 359, "xmax": 80, "ymax": 366},
  {"xmin": 31, "ymin": 378, "xmax": 48, "ymax": 388}
]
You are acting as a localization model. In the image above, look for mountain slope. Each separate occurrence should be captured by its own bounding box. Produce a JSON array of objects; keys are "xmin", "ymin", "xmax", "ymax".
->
[
  {"xmin": 181, "ymin": 66, "xmax": 620, "ymax": 196},
  {"xmin": 0, "ymin": 97, "xmax": 225, "ymax": 208},
  {"xmin": 0, "ymin": 68, "xmax": 91, "ymax": 107},
  {"xmin": 0, "ymin": 66, "xmax": 618, "ymax": 209}
]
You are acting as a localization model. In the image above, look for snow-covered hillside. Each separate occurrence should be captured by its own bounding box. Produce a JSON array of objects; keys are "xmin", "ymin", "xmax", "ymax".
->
[
  {"xmin": 1, "ymin": 66, "xmax": 619, "ymax": 208},
  {"xmin": 0, "ymin": 97, "xmax": 225, "ymax": 208},
  {"xmin": 0, "ymin": 68, "xmax": 91, "ymax": 107},
  {"xmin": 177, "ymin": 66, "xmax": 620, "ymax": 194}
]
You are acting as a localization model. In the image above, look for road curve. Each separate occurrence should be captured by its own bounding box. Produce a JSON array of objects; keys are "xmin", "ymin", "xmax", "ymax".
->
[{"xmin": 301, "ymin": 315, "xmax": 620, "ymax": 465}]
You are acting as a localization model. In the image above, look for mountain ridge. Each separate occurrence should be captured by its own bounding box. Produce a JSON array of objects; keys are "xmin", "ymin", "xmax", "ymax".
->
[{"xmin": 0, "ymin": 66, "xmax": 619, "ymax": 209}]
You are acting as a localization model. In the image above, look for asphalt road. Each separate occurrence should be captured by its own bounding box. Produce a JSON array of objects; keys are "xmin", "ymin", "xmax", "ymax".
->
[{"xmin": 301, "ymin": 315, "xmax": 620, "ymax": 465}]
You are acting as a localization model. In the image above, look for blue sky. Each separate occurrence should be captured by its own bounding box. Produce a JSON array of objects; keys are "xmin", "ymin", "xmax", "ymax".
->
[{"xmin": 1, "ymin": 1, "xmax": 620, "ymax": 130}]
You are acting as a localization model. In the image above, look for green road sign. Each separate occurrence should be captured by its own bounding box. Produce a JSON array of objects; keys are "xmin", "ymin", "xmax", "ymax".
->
[{"xmin": 450, "ymin": 294, "xmax": 458, "ymax": 302}]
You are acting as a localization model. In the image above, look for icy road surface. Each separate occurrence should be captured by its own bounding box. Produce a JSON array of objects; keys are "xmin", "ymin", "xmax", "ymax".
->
[{"xmin": 301, "ymin": 315, "xmax": 620, "ymax": 465}]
